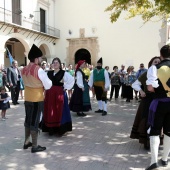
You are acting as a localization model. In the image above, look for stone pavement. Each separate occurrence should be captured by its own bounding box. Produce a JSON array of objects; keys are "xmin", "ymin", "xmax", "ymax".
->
[{"xmin": 0, "ymin": 96, "xmax": 169, "ymax": 170}]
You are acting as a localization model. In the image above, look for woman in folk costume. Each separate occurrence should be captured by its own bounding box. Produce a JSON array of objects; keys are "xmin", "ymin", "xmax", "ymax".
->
[
  {"xmin": 69, "ymin": 60, "xmax": 91, "ymax": 117},
  {"xmin": 42, "ymin": 57, "xmax": 74, "ymax": 136},
  {"xmin": 130, "ymin": 57, "xmax": 161, "ymax": 150},
  {"xmin": 88, "ymin": 58, "xmax": 110, "ymax": 116}
]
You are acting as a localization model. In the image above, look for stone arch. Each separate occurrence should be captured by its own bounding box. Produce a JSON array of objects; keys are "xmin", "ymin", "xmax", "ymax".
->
[
  {"xmin": 67, "ymin": 37, "xmax": 99, "ymax": 67},
  {"xmin": 2, "ymin": 34, "xmax": 30, "ymax": 67},
  {"xmin": 75, "ymin": 48, "xmax": 91, "ymax": 64},
  {"xmin": 39, "ymin": 43, "xmax": 50, "ymax": 62}
]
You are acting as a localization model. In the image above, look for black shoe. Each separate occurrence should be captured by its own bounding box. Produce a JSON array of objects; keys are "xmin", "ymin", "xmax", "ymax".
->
[
  {"xmin": 77, "ymin": 112, "xmax": 82, "ymax": 116},
  {"xmin": 16, "ymin": 102, "xmax": 20, "ymax": 104},
  {"xmin": 12, "ymin": 102, "xmax": 16, "ymax": 105},
  {"xmin": 23, "ymin": 142, "xmax": 32, "ymax": 149},
  {"xmin": 95, "ymin": 109, "xmax": 103, "ymax": 113},
  {"xmin": 49, "ymin": 129, "xmax": 54, "ymax": 136},
  {"xmin": 144, "ymin": 142, "xmax": 150, "ymax": 150},
  {"xmin": 31, "ymin": 145, "xmax": 46, "ymax": 153},
  {"xmin": 145, "ymin": 163, "xmax": 159, "ymax": 170},
  {"xmin": 81, "ymin": 112, "xmax": 87, "ymax": 117},
  {"xmin": 161, "ymin": 159, "xmax": 168, "ymax": 166},
  {"xmin": 102, "ymin": 111, "xmax": 107, "ymax": 116},
  {"xmin": 126, "ymin": 99, "xmax": 130, "ymax": 102},
  {"xmin": 135, "ymin": 96, "xmax": 138, "ymax": 100}
]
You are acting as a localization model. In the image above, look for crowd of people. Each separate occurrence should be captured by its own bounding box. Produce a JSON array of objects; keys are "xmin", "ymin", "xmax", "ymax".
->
[{"xmin": 0, "ymin": 43, "xmax": 169, "ymax": 170}]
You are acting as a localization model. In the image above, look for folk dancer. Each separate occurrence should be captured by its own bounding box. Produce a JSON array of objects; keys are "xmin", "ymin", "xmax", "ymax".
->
[
  {"xmin": 145, "ymin": 45, "xmax": 170, "ymax": 170},
  {"xmin": 88, "ymin": 57, "xmax": 110, "ymax": 116},
  {"xmin": 22, "ymin": 44, "xmax": 52, "ymax": 153}
]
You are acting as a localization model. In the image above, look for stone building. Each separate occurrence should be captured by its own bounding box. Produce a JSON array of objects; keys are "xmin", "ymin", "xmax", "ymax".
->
[{"xmin": 0, "ymin": 0, "xmax": 168, "ymax": 70}]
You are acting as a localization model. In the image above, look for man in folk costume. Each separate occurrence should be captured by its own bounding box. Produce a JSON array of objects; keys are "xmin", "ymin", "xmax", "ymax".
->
[
  {"xmin": 88, "ymin": 57, "xmax": 110, "ymax": 116},
  {"xmin": 21, "ymin": 44, "xmax": 52, "ymax": 153},
  {"xmin": 145, "ymin": 45, "xmax": 170, "ymax": 170}
]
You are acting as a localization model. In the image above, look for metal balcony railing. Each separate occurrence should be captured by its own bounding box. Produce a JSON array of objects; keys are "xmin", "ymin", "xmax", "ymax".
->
[{"xmin": 0, "ymin": 7, "xmax": 60, "ymax": 38}]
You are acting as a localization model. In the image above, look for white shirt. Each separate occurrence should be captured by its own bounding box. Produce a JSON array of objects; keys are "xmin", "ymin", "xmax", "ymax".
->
[
  {"xmin": 38, "ymin": 68, "xmax": 52, "ymax": 90},
  {"xmin": 14, "ymin": 68, "xmax": 19, "ymax": 81},
  {"xmin": 63, "ymin": 72, "xmax": 75, "ymax": 90},
  {"xmin": 146, "ymin": 65, "xmax": 159, "ymax": 88},
  {"xmin": 132, "ymin": 80, "xmax": 142, "ymax": 91},
  {"xmin": 88, "ymin": 69, "xmax": 110, "ymax": 89},
  {"xmin": 76, "ymin": 71, "xmax": 84, "ymax": 88}
]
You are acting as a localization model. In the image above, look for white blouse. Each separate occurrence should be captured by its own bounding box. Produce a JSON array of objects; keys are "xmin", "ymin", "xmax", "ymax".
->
[
  {"xmin": 132, "ymin": 80, "xmax": 142, "ymax": 91},
  {"xmin": 76, "ymin": 71, "xmax": 84, "ymax": 89},
  {"xmin": 38, "ymin": 68, "xmax": 52, "ymax": 90},
  {"xmin": 63, "ymin": 72, "xmax": 75, "ymax": 90},
  {"xmin": 146, "ymin": 65, "xmax": 159, "ymax": 88}
]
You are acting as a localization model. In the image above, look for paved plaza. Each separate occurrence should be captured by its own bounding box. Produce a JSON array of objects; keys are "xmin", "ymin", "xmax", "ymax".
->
[{"xmin": 0, "ymin": 95, "xmax": 169, "ymax": 170}]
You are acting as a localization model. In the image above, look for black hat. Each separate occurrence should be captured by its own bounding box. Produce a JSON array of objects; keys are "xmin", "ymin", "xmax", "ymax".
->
[
  {"xmin": 97, "ymin": 57, "xmax": 102, "ymax": 64},
  {"xmin": 28, "ymin": 44, "xmax": 43, "ymax": 60}
]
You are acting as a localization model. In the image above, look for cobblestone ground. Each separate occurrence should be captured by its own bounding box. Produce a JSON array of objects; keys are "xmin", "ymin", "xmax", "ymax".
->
[{"xmin": 0, "ymin": 95, "xmax": 169, "ymax": 170}]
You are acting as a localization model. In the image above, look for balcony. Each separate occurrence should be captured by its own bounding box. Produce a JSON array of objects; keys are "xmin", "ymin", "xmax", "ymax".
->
[{"xmin": 0, "ymin": 7, "xmax": 60, "ymax": 38}]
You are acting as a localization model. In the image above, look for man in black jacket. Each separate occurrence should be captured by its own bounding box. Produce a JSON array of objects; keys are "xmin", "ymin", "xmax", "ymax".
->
[{"xmin": 7, "ymin": 60, "xmax": 20, "ymax": 105}]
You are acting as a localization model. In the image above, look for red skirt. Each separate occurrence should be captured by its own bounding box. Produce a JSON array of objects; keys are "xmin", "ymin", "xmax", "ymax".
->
[{"xmin": 44, "ymin": 86, "xmax": 64, "ymax": 127}]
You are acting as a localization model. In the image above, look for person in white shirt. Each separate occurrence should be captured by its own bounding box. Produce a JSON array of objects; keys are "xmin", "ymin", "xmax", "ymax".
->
[
  {"xmin": 145, "ymin": 45, "xmax": 170, "ymax": 170},
  {"xmin": 43, "ymin": 57, "xmax": 74, "ymax": 135},
  {"xmin": 69, "ymin": 60, "xmax": 91, "ymax": 116},
  {"xmin": 88, "ymin": 58, "xmax": 110, "ymax": 116},
  {"xmin": 130, "ymin": 57, "xmax": 161, "ymax": 150},
  {"xmin": 22, "ymin": 44, "xmax": 52, "ymax": 153}
]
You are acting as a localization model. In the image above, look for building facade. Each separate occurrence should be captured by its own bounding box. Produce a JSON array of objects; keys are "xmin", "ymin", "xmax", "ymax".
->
[{"xmin": 0, "ymin": 0, "xmax": 169, "ymax": 70}]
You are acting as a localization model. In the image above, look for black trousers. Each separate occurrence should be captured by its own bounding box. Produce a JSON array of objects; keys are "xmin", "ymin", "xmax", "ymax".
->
[
  {"xmin": 110, "ymin": 85, "xmax": 120, "ymax": 99},
  {"xmin": 94, "ymin": 85, "xmax": 107, "ymax": 101},
  {"xmin": 150, "ymin": 102, "xmax": 170, "ymax": 137},
  {"xmin": 11, "ymin": 81, "xmax": 20, "ymax": 104},
  {"xmin": 121, "ymin": 83, "xmax": 126, "ymax": 98},
  {"xmin": 125, "ymin": 85, "xmax": 133, "ymax": 100}
]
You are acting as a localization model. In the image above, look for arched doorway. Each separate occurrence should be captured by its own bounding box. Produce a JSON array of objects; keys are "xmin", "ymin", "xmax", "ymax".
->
[
  {"xmin": 75, "ymin": 48, "xmax": 91, "ymax": 64},
  {"xmin": 5, "ymin": 38, "xmax": 26, "ymax": 67}
]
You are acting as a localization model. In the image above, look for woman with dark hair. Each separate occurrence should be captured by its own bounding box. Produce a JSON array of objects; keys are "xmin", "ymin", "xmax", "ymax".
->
[
  {"xmin": 69, "ymin": 60, "xmax": 91, "ymax": 116},
  {"xmin": 42, "ymin": 57, "xmax": 74, "ymax": 136},
  {"xmin": 124, "ymin": 66, "xmax": 136, "ymax": 102},
  {"xmin": 130, "ymin": 56, "xmax": 161, "ymax": 149},
  {"xmin": 109, "ymin": 66, "xmax": 120, "ymax": 101}
]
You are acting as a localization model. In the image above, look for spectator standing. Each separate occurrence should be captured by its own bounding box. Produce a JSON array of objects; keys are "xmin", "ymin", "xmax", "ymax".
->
[
  {"xmin": 0, "ymin": 86, "xmax": 10, "ymax": 120},
  {"xmin": 124, "ymin": 66, "xmax": 136, "ymax": 102},
  {"xmin": 0, "ymin": 67, "xmax": 4, "ymax": 88},
  {"xmin": 7, "ymin": 60, "xmax": 21, "ymax": 105},
  {"xmin": 119, "ymin": 64, "xmax": 126, "ymax": 98},
  {"xmin": 109, "ymin": 66, "xmax": 120, "ymax": 100},
  {"xmin": 82, "ymin": 63, "xmax": 91, "ymax": 80},
  {"xmin": 136, "ymin": 63, "xmax": 147, "ymax": 79},
  {"xmin": 135, "ymin": 64, "xmax": 147, "ymax": 100},
  {"xmin": 105, "ymin": 66, "xmax": 111, "ymax": 79},
  {"xmin": 61, "ymin": 63, "xmax": 68, "ymax": 71}
]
